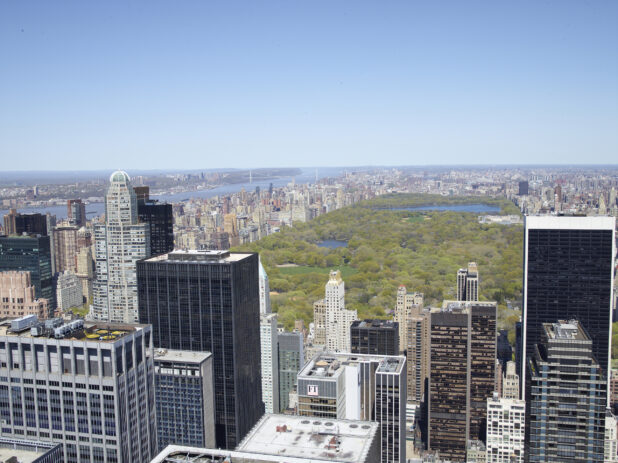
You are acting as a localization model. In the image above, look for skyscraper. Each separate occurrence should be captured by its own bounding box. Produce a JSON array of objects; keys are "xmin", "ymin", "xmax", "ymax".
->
[
  {"xmin": 3, "ymin": 210, "xmax": 48, "ymax": 236},
  {"xmin": 0, "ymin": 234, "xmax": 55, "ymax": 312},
  {"xmin": 428, "ymin": 301, "xmax": 497, "ymax": 462},
  {"xmin": 527, "ymin": 320, "xmax": 605, "ymax": 462},
  {"xmin": 456, "ymin": 262, "xmax": 479, "ymax": 302},
  {"xmin": 319, "ymin": 270, "xmax": 357, "ymax": 352},
  {"xmin": 277, "ymin": 331, "xmax": 304, "ymax": 412},
  {"xmin": 260, "ymin": 312, "xmax": 279, "ymax": 414},
  {"xmin": 522, "ymin": 216, "xmax": 615, "ymax": 404},
  {"xmin": 91, "ymin": 171, "xmax": 150, "ymax": 323},
  {"xmin": 351, "ymin": 319, "xmax": 399, "ymax": 356},
  {"xmin": 394, "ymin": 285, "xmax": 423, "ymax": 353},
  {"xmin": 137, "ymin": 250, "xmax": 263, "ymax": 449},
  {"xmin": 135, "ymin": 187, "xmax": 174, "ymax": 256},
  {"xmin": 67, "ymin": 199, "xmax": 87, "ymax": 227},
  {"xmin": 406, "ymin": 308, "xmax": 430, "ymax": 404},
  {"xmin": 258, "ymin": 259, "xmax": 271, "ymax": 314},
  {"xmin": 52, "ymin": 225, "xmax": 79, "ymax": 274}
]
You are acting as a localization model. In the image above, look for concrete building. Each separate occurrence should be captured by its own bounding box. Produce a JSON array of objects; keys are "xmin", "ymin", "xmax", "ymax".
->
[
  {"xmin": 52, "ymin": 226, "xmax": 79, "ymax": 274},
  {"xmin": 527, "ymin": 320, "xmax": 605, "ymax": 462},
  {"xmin": 467, "ymin": 440, "xmax": 487, "ymax": 463},
  {"xmin": 297, "ymin": 352, "xmax": 406, "ymax": 463},
  {"xmin": 260, "ymin": 313, "xmax": 279, "ymax": 414},
  {"xmin": 0, "ymin": 317, "xmax": 157, "ymax": 463},
  {"xmin": 67, "ymin": 199, "xmax": 87, "ymax": 227},
  {"xmin": 456, "ymin": 262, "xmax": 479, "ymax": 302},
  {"xmin": 154, "ymin": 349, "xmax": 215, "ymax": 451},
  {"xmin": 605, "ymin": 411, "xmax": 618, "ymax": 463},
  {"xmin": 501, "ymin": 361, "xmax": 519, "ymax": 400},
  {"xmin": 486, "ymin": 394, "xmax": 525, "ymax": 463},
  {"xmin": 428, "ymin": 301, "xmax": 497, "ymax": 462},
  {"xmin": 258, "ymin": 259, "xmax": 271, "ymax": 314},
  {"xmin": 151, "ymin": 415, "xmax": 380, "ymax": 463},
  {"xmin": 395, "ymin": 285, "xmax": 423, "ymax": 353},
  {"xmin": 3, "ymin": 211, "xmax": 48, "ymax": 236},
  {"xmin": 55, "ymin": 271, "xmax": 83, "ymax": 311},
  {"xmin": 322, "ymin": 270, "xmax": 357, "ymax": 352},
  {"xmin": 351, "ymin": 319, "xmax": 399, "ymax": 356},
  {"xmin": 312, "ymin": 299, "xmax": 327, "ymax": 345},
  {"xmin": 277, "ymin": 331, "xmax": 304, "ymax": 412},
  {"xmin": 92, "ymin": 171, "xmax": 150, "ymax": 323},
  {"xmin": 137, "ymin": 250, "xmax": 263, "ymax": 450},
  {"xmin": 407, "ymin": 308, "xmax": 430, "ymax": 405},
  {"xmin": 75, "ymin": 247, "xmax": 94, "ymax": 301},
  {"xmin": 0, "ymin": 271, "xmax": 49, "ymax": 319},
  {"xmin": 0, "ymin": 437, "xmax": 63, "ymax": 463}
]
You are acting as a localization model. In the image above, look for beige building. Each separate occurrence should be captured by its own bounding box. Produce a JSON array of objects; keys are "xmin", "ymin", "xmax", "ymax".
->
[
  {"xmin": 0, "ymin": 271, "xmax": 49, "ymax": 319},
  {"xmin": 406, "ymin": 308, "xmax": 430, "ymax": 404},
  {"xmin": 52, "ymin": 225, "xmax": 79, "ymax": 273},
  {"xmin": 395, "ymin": 285, "xmax": 423, "ymax": 353},
  {"xmin": 76, "ymin": 246, "xmax": 94, "ymax": 300},
  {"xmin": 502, "ymin": 361, "xmax": 519, "ymax": 400}
]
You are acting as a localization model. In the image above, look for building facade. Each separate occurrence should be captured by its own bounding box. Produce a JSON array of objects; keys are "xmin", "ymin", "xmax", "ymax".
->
[
  {"xmin": 136, "ymin": 198, "xmax": 174, "ymax": 257},
  {"xmin": 351, "ymin": 319, "xmax": 399, "ymax": 356},
  {"xmin": 0, "ymin": 318, "xmax": 157, "ymax": 463},
  {"xmin": 456, "ymin": 262, "xmax": 479, "ymax": 302},
  {"xmin": 394, "ymin": 285, "xmax": 423, "ymax": 353},
  {"xmin": 92, "ymin": 171, "xmax": 150, "ymax": 323},
  {"xmin": 486, "ymin": 395, "xmax": 525, "ymax": 463},
  {"xmin": 55, "ymin": 271, "xmax": 83, "ymax": 311},
  {"xmin": 67, "ymin": 199, "xmax": 87, "ymax": 227},
  {"xmin": 137, "ymin": 250, "xmax": 263, "ymax": 449},
  {"xmin": 406, "ymin": 309, "xmax": 430, "ymax": 404},
  {"xmin": 3, "ymin": 211, "xmax": 48, "ymax": 236},
  {"xmin": 260, "ymin": 313, "xmax": 279, "ymax": 414},
  {"xmin": 324, "ymin": 270, "xmax": 357, "ymax": 352},
  {"xmin": 52, "ymin": 226, "xmax": 79, "ymax": 274},
  {"xmin": 154, "ymin": 349, "xmax": 215, "ymax": 451},
  {"xmin": 277, "ymin": 331, "xmax": 304, "ymax": 412},
  {"xmin": 0, "ymin": 271, "xmax": 49, "ymax": 319}
]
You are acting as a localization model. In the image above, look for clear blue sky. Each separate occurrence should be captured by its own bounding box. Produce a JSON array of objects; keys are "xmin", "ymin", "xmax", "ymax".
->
[{"xmin": 1, "ymin": 0, "xmax": 617, "ymax": 170}]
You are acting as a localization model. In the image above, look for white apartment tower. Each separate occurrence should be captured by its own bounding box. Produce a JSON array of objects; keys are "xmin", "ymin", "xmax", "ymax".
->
[
  {"xmin": 260, "ymin": 312, "xmax": 280, "ymax": 414},
  {"xmin": 486, "ymin": 394, "xmax": 525, "ymax": 463},
  {"xmin": 91, "ymin": 171, "xmax": 150, "ymax": 323},
  {"xmin": 258, "ymin": 258, "xmax": 271, "ymax": 314},
  {"xmin": 56, "ymin": 270, "xmax": 83, "ymax": 311},
  {"xmin": 395, "ymin": 285, "xmax": 423, "ymax": 353},
  {"xmin": 605, "ymin": 411, "xmax": 618, "ymax": 463},
  {"xmin": 324, "ymin": 270, "xmax": 357, "ymax": 352}
]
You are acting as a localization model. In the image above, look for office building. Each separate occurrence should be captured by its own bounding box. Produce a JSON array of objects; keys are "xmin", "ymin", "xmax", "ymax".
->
[
  {"xmin": 92, "ymin": 171, "xmax": 150, "ymax": 323},
  {"xmin": 0, "ymin": 234, "xmax": 54, "ymax": 312},
  {"xmin": 260, "ymin": 313, "xmax": 279, "ymax": 414},
  {"xmin": 137, "ymin": 250, "xmax": 263, "ymax": 449},
  {"xmin": 0, "ymin": 271, "xmax": 49, "ymax": 319},
  {"xmin": 151, "ymin": 414, "xmax": 380, "ymax": 463},
  {"xmin": 55, "ymin": 271, "xmax": 83, "ymax": 311},
  {"xmin": 522, "ymin": 216, "xmax": 615, "ymax": 405},
  {"xmin": 3, "ymin": 210, "xmax": 47, "ymax": 236},
  {"xmin": 406, "ymin": 308, "xmax": 430, "ymax": 404},
  {"xmin": 395, "ymin": 285, "xmax": 423, "ymax": 353},
  {"xmin": 0, "ymin": 317, "xmax": 157, "ymax": 463},
  {"xmin": 427, "ymin": 301, "xmax": 497, "ymax": 462},
  {"xmin": 154, "ymin": 349, "xmax": 215, "ymax": 451},
  {"xmin": 527, "ymin": 320, "xmax": 605, "ymax": 462},
  {"xmin": 136, "ymin": 188, "xmax": 174, "ymax": 256},
  {"xmin": 351, "ymin": 319, "xmax": 399, "ymax": 356},
  {"xmin": 67, "ymin": 200, "xmax": 87, "ymax": 227},
  {"xmin": 502, "ymin": 361, "xmax": 519, "ymax": 400},
  {"xmin": 0, "ymin": 437, "xmax": 63, "ymax": 463},
  {"xmin": 297, "ymin": 352, "xmax": 406, "ymax": 463},
  {"xmin": 52, "ymin": 226, "xmax": 79, "ymax": 274},
  {"xmin": 486, "ymin": 394, "xmax": 525, "ymax": 463},
  {"xmin": 456, "ymin": 262, "xmax": 479, "ymax": 302},
  {"xmin": 278, "ymin": 331, "xmax": 304, "ymax": 412}
]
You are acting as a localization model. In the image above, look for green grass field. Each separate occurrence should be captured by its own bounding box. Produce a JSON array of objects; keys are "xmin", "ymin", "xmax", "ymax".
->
[{"xmin": 278, "ymin": 265, "xmax": 358, "ymax": 278}]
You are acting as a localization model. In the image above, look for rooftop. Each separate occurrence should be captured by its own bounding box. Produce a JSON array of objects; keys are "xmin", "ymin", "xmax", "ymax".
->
[
  {"xmin": 144, "ymin": 249, "xmax": 252, "ymax": 263},
  {"xmin": 439, "ymin": 300, "xmax": 497, "ymax": 312},
  {"xmin": 236, "ymin": 414, "xmax": 379, "ymax": 462},
  {"xmin": 352, "ymin": 319, "xmax": 397, "ymax": 330},
  {"xmin": 299, "ymin": 352, "xmax": 405, "ymax": 379},
  {"xmin": 0, "ymin": 438, "xmax": 62, "ymax": 463},
  {"xmin": 154, "ymin": 349, "xmax": 211, "ymax": 364},
  {"xmin": 544, "ymin": 320, "xmax": 589, "ymax": 341}
]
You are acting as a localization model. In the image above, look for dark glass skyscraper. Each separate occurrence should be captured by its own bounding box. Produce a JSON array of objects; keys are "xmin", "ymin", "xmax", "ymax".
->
[
  {"xmin": 351, "ymin": 319, "xmax": 399, "ymax": 356},
  {"xmin": 0, "ymin": 234, "xmax": 55, "ymax": 312},
  {"xmin": 137, "ymin": 200, "xmax": 174, "ymax": 256},
  {"xmin": 137, "ymin": 250, "xmax": 263, "ymax": 450},
  {"xmin": 522, "ymin": 216, "xmax": 615, "ymax": 403},
  {"xmin": 3, "ymin": 210, "xmax": 48, "ymax": 236}
]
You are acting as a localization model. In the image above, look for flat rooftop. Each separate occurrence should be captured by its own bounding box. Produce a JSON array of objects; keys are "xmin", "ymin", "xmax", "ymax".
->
[
  {"xmin": 144, "ymin": 249, "xmax": 252, "ymax": 263},
  {"xmin": 299, "ymin": 352, "xmax": 405, "ymax": 379},
  {"xmin": 439, "ymin": 300, "xmax": 497, "ymax": 311},
  {"xmin": 237, "ymin": 414, "xmax": 379, "ymax": 462},
  {"xmin": 544, "ymin": 320, "xmax": 590, "ymax": 341},
  {"xmin": 0, "ymin": 447, "xmax": 45, "ymax": 463},
  {"xmin": 352, "ymin": 319, "xmax": 397, "ymax": 329},
  {"xmin": 154, "ymin": 349, "xmax": 211, "ymax": 363},
  {"xmin": 0, "ymin": 318, "xmax": 146, "ymax": 342},
  {"xmin": 0, "ymin": 438, "xmax": 61, "ymax": 463}
]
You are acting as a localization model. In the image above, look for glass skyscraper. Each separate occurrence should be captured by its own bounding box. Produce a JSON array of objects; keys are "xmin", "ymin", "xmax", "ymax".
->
[{"xmin": 137, "ymin": 250, "xmax": 263, "ymax": 450}]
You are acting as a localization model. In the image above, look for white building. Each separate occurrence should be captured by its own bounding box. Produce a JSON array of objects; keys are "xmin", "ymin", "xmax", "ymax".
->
[
  {"xmin": 258, "ymin": 258, "xmax": 271, "ymax": 314},
  {"xmin": 91, "ymin": 171, "xmax": 150, "ymax": 323},
  {"xmin": 605, "ymin": 411, "xmax": 618, "ymax": 463},
  {"xmin": 324, "ymin": 270, "xmax": 357, "ymax": 352},
  {"xmin": 260, "ymin": 312, "xmax": 280, "ymax": 414},
  {"xmin": 486, "ymin": 395, "xmax": 525, "ymax": 463},
  {"xmin": 502, "ymin": 361, "xmax": 519, "ymax": 400},
  {"xmin": 55, "ymin": 270, "xmax": 83, "ymax": 310}
]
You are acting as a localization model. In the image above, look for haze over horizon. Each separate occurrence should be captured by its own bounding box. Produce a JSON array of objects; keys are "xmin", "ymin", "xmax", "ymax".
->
[{"xmin": 1, "ymin": 1, "xmax": 617, "ymax": 170}]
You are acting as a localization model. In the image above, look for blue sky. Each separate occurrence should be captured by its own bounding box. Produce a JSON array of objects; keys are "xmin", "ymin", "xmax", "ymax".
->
[{"xmin": 1, "ymin": 0, "xmax": 617, "ymax": 170}]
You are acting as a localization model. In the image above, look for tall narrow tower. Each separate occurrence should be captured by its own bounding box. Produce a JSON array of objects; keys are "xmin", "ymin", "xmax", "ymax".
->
[{"xmin": 91, "ymin": 171, "xmax": 150, "ymax": 323}]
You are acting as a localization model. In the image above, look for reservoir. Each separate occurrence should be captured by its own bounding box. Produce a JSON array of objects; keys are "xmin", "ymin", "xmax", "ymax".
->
[{"xmin": 317, "ymin": 240, "xmax": 348, "ymax": 249}]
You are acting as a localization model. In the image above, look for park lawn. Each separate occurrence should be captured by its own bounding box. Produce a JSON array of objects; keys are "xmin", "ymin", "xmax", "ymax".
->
[{"xmin": 278, "ymin": 265, "xmax": 358, "ymax": 279}]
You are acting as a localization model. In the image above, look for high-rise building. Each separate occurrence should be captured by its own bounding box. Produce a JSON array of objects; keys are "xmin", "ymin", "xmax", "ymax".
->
[
  {"xmin": 260, "ymin": 312, "xmax": 279, "ymax": 414},
  {"xmin": 297, "ymin": 352, "xmax": 406, "ymax": 463},
  {"xmin": 527, "ymin": 320, "xmax": 605, "ymax": 462},
  {"xmin": 76, "ymin": 246, "xmax": 94, "ymax": 301},
  {"xmin": 605, "ymin": 411, "xmax": 618, "ymax": 463},
  {"xmin": 0, "ymin": 317, "xmax": 157, "ymax": 463},
  {"xmin": 394, "ymin": 285, "xmax": 423, "ymax": 353},
  {"xmin": 0, "ymin": 271, "xmax": 49, "ymax": 319},
  {"xmin": 277, "ymin": 331, "xmax": 304, "ymax": 412},
  {"xmin": 91, "ymin": 171, "xmax": 150, "ymax": 323},
  {"xmin": 406, "ymin": 309, "xmax": 430, "ymax": 404},
  {"xmin": 427, "ymin": 301, "xmax": 497, "ymax": 462},
  {"xmin": 258, "ymin": 259, "xmax": 271, "ymax": 314},
  {"xmin": 456, "ymin": 262, "xmax": 479, "ymax": 302},
  {"xmin": 67, "ymin": 199, "xmax": 87, "ymax": 227},
  {"xmin": 154, "ymin": 349, "xmax": 215, "ymax": 451},
  {"xmin": 0, "ymin": 234, "xmax": 55, "ymax": 312},
  {"xmin": 55, "ymin": 271, "xmax": 83, "ymax": 311},
  {"xmin": 137, "ymin": 250, "xmax": 263, "ymax": 449},
  {"xmin": 52, "ymin": 226, "xmax": 79, "ymax": 274},
  {"xmin": 312, "ymin": 299, "xmax": 327, "ymax": 345},
  {"xmin": 502, "ymin": 361, "xmax": 519, "ymax": 400},
  {"xmin": 3, "ymin": 210, "xmax": 48, "ymax": 236},
  {"xmin": 518, "ymin": 181, "xmax": 529, "ymax": 196},
  {"xmin": 136, "ymin": 190, "xmax": 174, "ymax": 257},
  {"xmin": 351, "ymin": 319, "xmax": 399, "ymax": 356},
  {"xmin": 522, "ymin": 216, "xmax": 615, "ymax": 405},
  {"xmin": 486, "ymin": 394, "xmax": 525, "ymax": 463},
  {"xmin": 316, "ymin": 270, "xmax": 357, "ymax": 352},
  {"xmin": 151, "ymin": 414, "xmax": 381, "ymax": 463}
]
